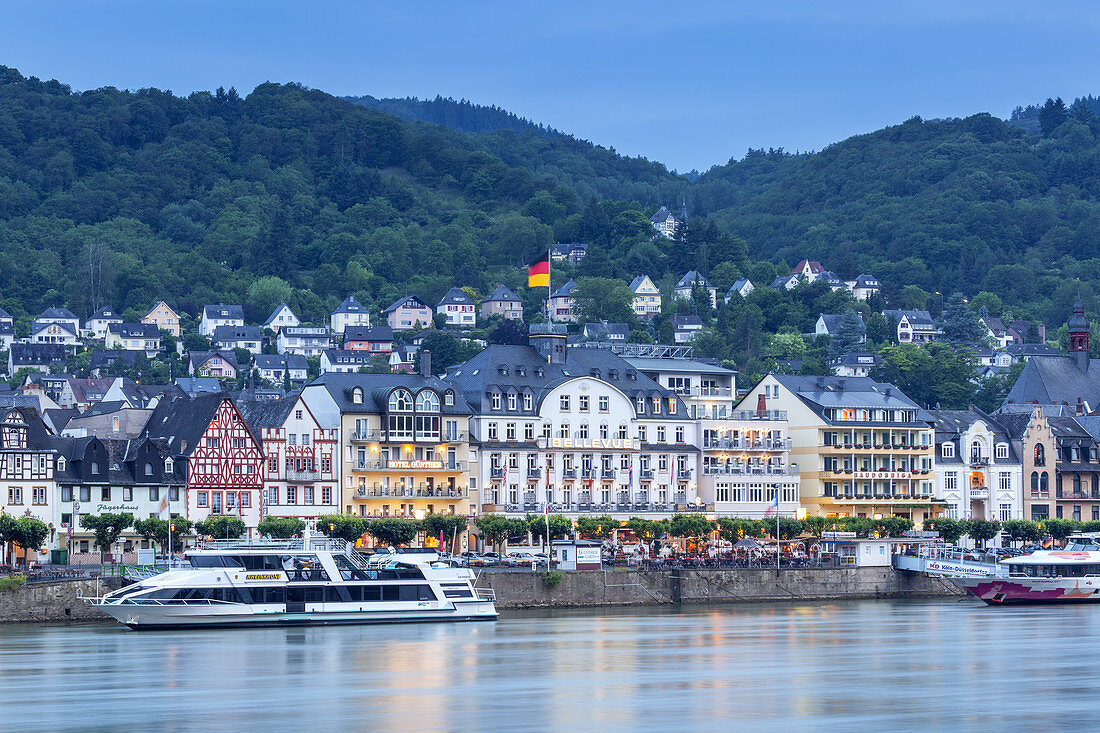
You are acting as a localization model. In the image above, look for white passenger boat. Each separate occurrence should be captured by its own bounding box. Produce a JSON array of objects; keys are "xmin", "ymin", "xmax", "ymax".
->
[
  {"xmin": 84, "ymin": 536, "xmax": 497, "ymax": 629},
  {"xmin": 951, "ymin": 533, "xmax": 1100, "ymax": 605}
]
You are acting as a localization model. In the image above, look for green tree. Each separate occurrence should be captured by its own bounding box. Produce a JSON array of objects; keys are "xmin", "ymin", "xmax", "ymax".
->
[
  {"xmin": 133, "ymin": 517, "xmax": 193, "ymax": 555},
  {"xmin": 940, "ymin": 293, "xmax": 986, "ymax": 348},
  {"xmin": 257, "ymin": 516, "xmax": 306, "ymax": 539},
  {"xmin": 526, "ymin": 513, "xmax": 572, "ymax": 544},
  {"xmin": 366, "ymin": 518, "xmax": 422, "ymax": 547},
  {"xmin": 473, "ymin": 514, "xmax": 528, "ymax": 553},
  {"xmin": 668, "ymin": 514, "xmax": 714, "ymax": 539},
  {"xmin": 572, "ymin": 277, "xmax": 637, "ymax": 325},
  {"xmin": 422, "ymin": 513, "xmax": 469, "ymax": 552},
  {"xmin": 80, "ymin": 512, "xmax": 134, "ymax": 560},
  {"xmin": 923, "ymin": 517, "xmax": 966, "ymax": 545},
  {"xmin": 1042, "ymin": 518, "xmax": 1079, "ymax": 547},
  {"xmin": 317, "ymin": 515, "xmax": 366, "ymax": 544},
  {"xmin": 11, "ymin": 517, "xmax": 50, "ymax": 569},
  {"xmin": 575, "ymin": 514, "xmax": 618, "ymax": 540},
  {"xmin": 194, "ymin": 516, "xmax": 246, "ymax": 539},
  {"xmin": 1038, "ymin": 96, "xmax": 1068, "ymax": 136},
  {"xmin": 1001, "ymin": 519, "xmax": 1040, "ymax": 546},
  {"xmin": 827, "ymin": 309, "xmax": 866, "ymax": 358},
  {"xmin": 965, "ymin": 519, "xmax": 1001, "ymax": 548},
  {"xmin": 246, "ymin": 276, "xmax": 293, "ymax": 320}
]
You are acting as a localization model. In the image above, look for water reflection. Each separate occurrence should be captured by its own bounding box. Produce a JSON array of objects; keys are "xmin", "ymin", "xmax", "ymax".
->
[{"xmin": 1, "ymin": 600, "xmax": 1097, "ymax": 731}]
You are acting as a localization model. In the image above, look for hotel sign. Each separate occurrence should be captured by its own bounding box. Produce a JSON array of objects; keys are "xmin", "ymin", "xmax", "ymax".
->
[
  {"xmin": 853, "ymin": 471, "xmax": 911, "ymax": 480},
  {"xmin": 389, "ymin": 460, "xmax": 444, "ymax": 470},
  {"xmin": 550, "ymin": 438, "xmax": 639, "ymax": 450}
]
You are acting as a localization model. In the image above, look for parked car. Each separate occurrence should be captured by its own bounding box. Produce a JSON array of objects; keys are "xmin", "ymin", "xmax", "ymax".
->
[
  {"xmin": 481, "ymin": 552, "xmax": 501, "ymax": 566},
  {"xmin": 1021, "ymin": 544, "xmax": 1043, "ymax": 554},
  {"xmin": 459, "ymin": 552, "xmax": 485, "ymax": 567},
  {"xmin": 505, "ymin": 552, "xmax": 538, "ymax": 566}
]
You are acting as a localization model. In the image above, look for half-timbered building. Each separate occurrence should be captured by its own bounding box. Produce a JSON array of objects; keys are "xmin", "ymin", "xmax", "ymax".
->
[
  {"xmin": 146, "ymin": 394, "xmax": 265, "ymax": 531},
  {"xmin": 0, "ymin": 408, "xmax": 60, "ymax": 565}
]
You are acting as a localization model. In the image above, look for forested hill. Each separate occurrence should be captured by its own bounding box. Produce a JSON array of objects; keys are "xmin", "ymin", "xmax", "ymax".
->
[
  {"xmin": 344, "ymin": 94, "xmax": 561, "ymax": 138},
  {"xmin": 689, "ymin": 105, "xmax": 1100, "ymax": 326},
  {"xmin": 0, "ymin": 67, "xmax": 687, "ymax": 327}
]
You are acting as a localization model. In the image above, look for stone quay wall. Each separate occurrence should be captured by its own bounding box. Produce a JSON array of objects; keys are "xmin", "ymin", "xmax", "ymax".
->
[
  {"xmin": 0, "ymin": 578, "xmax": 123, "ymax": 623},
  {"xmin": 479, "ymin": 568, "xmax": 964, "ymax": 609}
]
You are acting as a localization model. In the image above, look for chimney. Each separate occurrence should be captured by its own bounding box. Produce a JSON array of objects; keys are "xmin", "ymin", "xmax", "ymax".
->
[
  {"xmin": 420, "ymin": 349, "xmax": 431, "ymax": 378},
  {"xmin": 756, "ymin": 392, "xmax": 767, "ymax": 418},
  {"xmin": 1077, "ymin": 397, "xmax": 1084, "ymax": 416}
]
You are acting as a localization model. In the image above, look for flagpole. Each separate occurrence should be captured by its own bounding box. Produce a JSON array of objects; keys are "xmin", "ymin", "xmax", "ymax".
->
[{"xmin": 546, "ymin": 246, "xmax": 552, "ymax": 324}]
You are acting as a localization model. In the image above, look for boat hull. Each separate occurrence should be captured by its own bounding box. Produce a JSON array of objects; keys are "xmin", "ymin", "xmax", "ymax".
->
[
  {"xmin": 950, "ymin": 575, "xmax": 1100, "ymax": 605},
  {"xmin": 94, "ymin": 601, "xmax": 498, "ymax": 630}
]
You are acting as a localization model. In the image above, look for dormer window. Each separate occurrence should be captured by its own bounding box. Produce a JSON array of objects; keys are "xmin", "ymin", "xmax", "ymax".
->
[
  {"xmin": 444, "ymin": 391, "xmax": 454, "ymax": 406},
  {"xmin": 91, "ymin": 461, "xmax": 100, "ymax": 475},
  {"xmin": 165, "ymin": 458, "xmax": 173, "ymax": 473},
  {"xmin": 145, "ymin": 462, "xmax": 154, "ymax": 476},
  {"xmin": 523, "ymin": 393, "xmax": 533, "ymax": 411},
  {"xmin": 636, "ymin": 396, "xmax": 645, "ymax": 413},
  {"xmin": 995, "ymin": 444, "xmax": 1009, "ymax": 460},
  {"xmin": 57, "ymin": 457, "xmax": 65, "ymax": 472},
  {"xmin": 352, "ymin": 387, "xmax": 364, "ymax": 404},
  {"xmin": 491, "ymin": 392, "xmax": 502, "ymax": 411},
  {"xmin": 941, "ymin": 442, "xmax": 955, "ymax": 458}
]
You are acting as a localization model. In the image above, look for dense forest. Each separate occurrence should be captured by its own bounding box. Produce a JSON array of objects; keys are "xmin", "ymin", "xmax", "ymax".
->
[{"xmin": 2, "ymin": 65, "xmax": 1100, "ymax": 408}]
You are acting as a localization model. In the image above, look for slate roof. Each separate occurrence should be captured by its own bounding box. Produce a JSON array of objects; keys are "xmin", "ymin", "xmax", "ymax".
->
[
  {"xmin": 852, "ymin": 274, "xmax": 879, "ymax": 288},
  {"xmin": 994, "ymin": 411, "xmax": 1035, "ymax": 439},
  {"xmin": 254, "ymin": 354, "xmax": 308, "ymax": 372},
  {"xmin": 674, "ymin": 271, "xmax": 712, "ymax": 290},
  {"xmin": 308, "ymin": 372, "xmax": 471, "ymax": 414},
  {"xmin": 322, "ymin": 349, "xmax": 374, "ymax": 366},
  {"xmin": 671, "ymin": 315, "xmax": 703, "ymax": 328},
  {"xmin": 202, "ymin": 304, "xmax": 244, "ymax": 321},
  {"xmin": 770, "ymin": 275, "xmax": 798, "ymax": 289},
  {"xmin": 10, "ymin": 343, "xmax": 67, "ymax": 366},
  {"xmin": 445, "ymin": 344, "xmax": 689, "ymax": 418},
  {"xmin": 484, "ymin": 284, "xmax": 520, "ymax": 303},
  {"xmin": 769, "ymin": 375, "xmax": 930, "ymax": 425},
  {"xmin": 31, "ymin": 321, "xmax": 78, "ymax": 337},
  {"xmin": 438, "ymin": 287, "xmax": 475, "ymax": 307},
  {"xmin": 384, "ymin": 295, "xmax": 430, "ymax": 313},
  {"xmin": 817, "ymin": 271, "xmax": 844, "ymax": 286},
  {"xmin": 89, "ymin": 306, "xmax": 121, "ymax": 321},
  {"xmin": 145, "ymin": 393, "xmax": 255, "ymax": 458},
  {"xmin": 212, "ymin": 325, "xmax": 262, "ymax": 342},
  {"xmin": 629, "ymin": 275, "xmax": 655, "ymax": 292},
  {"xmin": 107, "ymin": 322, "xmax": 160, "ymax": 339},
  {"xmin": 927, "ymin": 408, "xmax": 1019, "ymax": 463},
  {"xmin": 188, "ymin": 350, "xmax": 240, "ymax": 372},
  {"xmin": 650, "ymin": 206, "xmax": 675, "ymax": 224},
  {"xmin": 90, "ymin": 350, "xmax": 139, "ymax": 371},
  {"xmin": 344, "ymin": 325, "xmax": 393, "ymax": 342},
  {"xmin": 39, "ymin": 306, "xmax": 78, "ymax": 321},
  {"xmin": 44, "ymin": 408, "xmax": 79, "ymax": 433},
  {"xmin": 174, "ymin": 377, "xmax": 223, "ymax": 396},
  {"xmin": 262, "ymin": 304, "xmax": 297, "ymax": 327},
  {"xmin": 818, "ymin": 313, "xmax": 866, "ymax": 335},
  {"xmin": 583, "ymin": 322, "xmax": 630, "ymax": 339},
  {"xmin": 550, "ymin": 279, "xmax": 577, "ymax": 299},
  {"xmin": 0, "ymin": 395, "xmax": 47, "ymax": 413},
  {"xmin": 829, "ymin": 352, "xmax": 881, "ymax": 367},
  {"xmin": 982, "ymin": 316, "xmax": 1008, "ymax": 335},
  {"xmin": 883, "ymin": 310, "xmax": 937, "ymax": 329},
  {"xmin": 1005, "ymin": 343, "xmax": 1061, "ymax": 358},
  {"xmin": 236, "ymin": 397, "xmax": 297, "ymax": 434},
  {"xmin": 727, "ymin": 279, "xmax": 753, "ymax": 297},
  {"xmin": 552, "ymin": 243, "xmax": 588, "ymax": 256},
  {"xmin": 1002, "ymin": 355, "xmax": 1100, "ymax": 413},
  {"xmin": 0, "ymin": 306, "xmax": 11, "ymax": 320},
  {"xmin": 333, "ymin": 296, "xmax": 368, "ymax": 315}
]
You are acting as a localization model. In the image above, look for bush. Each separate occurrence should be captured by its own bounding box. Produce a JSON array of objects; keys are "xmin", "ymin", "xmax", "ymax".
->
[
  {"xmin": 539, "ymin": 571, "xmax": 564, "ymax": 588},
  {"xmin": 0, "ymin": 575, "xmax": 26, "ymax": 592}
]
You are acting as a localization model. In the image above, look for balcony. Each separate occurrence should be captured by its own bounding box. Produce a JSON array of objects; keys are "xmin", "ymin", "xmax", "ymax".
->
[
  {"xmin": 969, "ymin": 487, "xmax": 989, "ymax": 499},
  {"xmin": 602, "ymin": 469, "xmax": 617, "ymax": 479},
  {"xmin": 354, "ymin": 485, "xmax": 467, "ymax": 499},
  {"xmin": 676, "ymin": 470, "xmax": 692, "ymax": 480},
  {"xmin": 969, "ymin": 455, "xmax": 989, "ymax": 466},
  {"xmin": 527, "ymin": 467, "xmax": 543, "ymax": 479},
  {"xmin": 351, "ymin": 429, "xmax": 382, "ymax": 442},
  {"xmin": 490, "ymin": 468, "xmax": 505, "ymax": 478},
  {"xmin": 703, "ymin": 438, "xmax": 792, "ymax": 451},
  {"xmin": 640, "ymin": 469, "xmax": 654, "ymax": 480},
  {"xmin": 702, "ymin": 465, "xmax": 794, "ymax": 477},
  {"xmin": 562, "ymin": 469, "xmax": 576, "ymax": 479},
  {"xmin": 286, "ymin": 468, "xmax": 320, "ymax": 481},
  {"xmin": 729, "ymin": 409, "xmax": 788, "ymax": 421}
]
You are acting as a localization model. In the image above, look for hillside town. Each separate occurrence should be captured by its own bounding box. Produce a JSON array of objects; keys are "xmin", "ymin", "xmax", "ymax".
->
[{"xmin": 0, "ymin": 240, "xmax": 1094, "ymax": 566}]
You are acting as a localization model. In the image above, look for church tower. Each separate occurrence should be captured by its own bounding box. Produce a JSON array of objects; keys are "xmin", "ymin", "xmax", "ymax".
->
[{"xmin": 1068, "ymin": 294, "xmax": 1090, "ymax": 370}]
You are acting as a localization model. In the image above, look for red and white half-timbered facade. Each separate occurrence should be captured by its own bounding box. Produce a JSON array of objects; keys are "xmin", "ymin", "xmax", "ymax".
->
[{"xmin": 251, "ymin": 396, "xmax": 339, "ymax": 524}]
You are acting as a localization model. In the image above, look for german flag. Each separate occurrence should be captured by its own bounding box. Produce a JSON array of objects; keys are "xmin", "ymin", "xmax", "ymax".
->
[{"xmin": 528, "ymin": 253, "xmax": 550, "ymax": 288}]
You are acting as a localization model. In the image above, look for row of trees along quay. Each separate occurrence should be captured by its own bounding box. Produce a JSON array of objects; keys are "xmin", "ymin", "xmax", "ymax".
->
[{"xmin": 922, "ymin": 517, "xmax": 1100, "ymax": 547}]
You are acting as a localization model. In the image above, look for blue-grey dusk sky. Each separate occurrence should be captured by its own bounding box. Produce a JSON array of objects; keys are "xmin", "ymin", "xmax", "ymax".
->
[{"xmin": 3, "ymin": 1, "xmax": 1097, "ymax": 172}]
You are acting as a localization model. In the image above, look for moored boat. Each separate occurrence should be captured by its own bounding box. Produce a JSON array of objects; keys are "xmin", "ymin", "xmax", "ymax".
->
[
  {"xmin": 951, "ymin": 533, "xmax": 1100, "ymax": 605},
  {"xmin": 82, "ymin": 535, "xmax": 497, "ymax": 629}
]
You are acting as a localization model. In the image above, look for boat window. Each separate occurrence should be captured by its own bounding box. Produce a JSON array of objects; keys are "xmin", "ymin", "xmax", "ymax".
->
[
  {"xmin": 188, "ymin": 555, "xmax": 244, "ymax": 568},
  {"xmin": 239, "ymin": 555, "xmax": 285, "ymax": 571},
  {"xmin": 442, "ymin": 587, "xmax": 474, "ymax": 598}
]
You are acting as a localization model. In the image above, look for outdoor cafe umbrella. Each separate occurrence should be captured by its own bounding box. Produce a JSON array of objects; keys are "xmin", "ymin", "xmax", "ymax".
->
[{"xmin": 733, "ymin": 537, "xmax": 762, "ymax": 550}]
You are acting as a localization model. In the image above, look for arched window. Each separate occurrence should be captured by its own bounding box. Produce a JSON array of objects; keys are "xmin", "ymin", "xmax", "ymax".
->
[
  {"xmin": 444, "ymin": 390, "xmax": 455, "ymax": 406},
  {"xmin": 56, "ymin": 457, "xmax": 66, "ymax": 472},
  {"xmin": 145, "ymin": 462, "xmax": 153, "ymax": 476},
  {"xmin": 91, "ymin": 461, "xmax": 100, "ymax": 475},
  {"xmin": 165, "ymin": 458, "xmax": 174, "ymax": 473},
  {"xmin": 970, "ymin": 440, "xmax": 983, "ymax": 461},
  {"xmin": 388, "ymin": 389, "xmax": 413, "ymax": 411},
  {"xmin": 1035, "ymin": 444, "xmax": 1045, "ymax": 466},
  {"xmin": 351, "ymin": 387, "xmax": 364, "ymax": 405},
  {"xmin": 1040, "ymin": 472, "xmax": 1049, "ymax": 492},
  {"xmin": 1031, "ymin": 471, "xmax": 1039, "ymax": 492},
  {"xmin": 415, "ymin": 390, "xmax": 439, "ymax": 412}
]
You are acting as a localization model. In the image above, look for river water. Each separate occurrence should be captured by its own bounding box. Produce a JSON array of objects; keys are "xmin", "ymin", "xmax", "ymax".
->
[{"xmin": 1, "ymin": 598, "xmax": 1094, "ymax": 731}]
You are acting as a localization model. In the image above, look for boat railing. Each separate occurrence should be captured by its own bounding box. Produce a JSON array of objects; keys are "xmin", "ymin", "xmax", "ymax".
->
[
  {"xmin": 473, "ymin": 587, "xmax": 496, "ymax": 601},
  {"xmin": 116, "ymin": 598, "xmax": 243, "ymax": 607},
  {"xmin": 191, "ymin": 537, "xmax": 351, "ymax": 554}
]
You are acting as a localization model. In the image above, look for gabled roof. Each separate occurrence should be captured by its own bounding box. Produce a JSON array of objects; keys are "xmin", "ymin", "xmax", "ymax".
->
[
  {"xmin": 981, "ymin": 316, "xmax": 1008, "ymax": 335},
  {"xmin": 384, "ymin": 295, "xmax": 430, "ymax": 313},
  {"xmin": 484, "ymin": 284, "xmax": 520, "ymax": 303},
  {"xmin": 236, "ymin": 397, "xmax": 298, "ymax": 434},
  {"xmin": 254, "ymin": 354, "xmax": 308, "ymax": 371},
  {"xmin": 39, "ymin": 306, "xmax": 78, "ymax": 320},
  {"xmin": 90, "ymin": 350, "xmax": 138, "ymax": 370},
  {"xmin": 280, "ymin": 325, "xmax": 330, "ymax": 337},
  {"xmin": 143, "ymin": 300, "xmax": 177, "ymax": 317},
  {"xmin": 829, "ymin": 352, "xmax": 881, "ymax": 367},
  {"xmin": 89, "ymin": 306, "xmax": 121, "ymax": 321},
  {"xmin": 212, "ymin": 325, "xmax": 262, "ymax": 342},
  {"xmin": 817, "ymin": 271, "xmax": 844, "ymax": 285},
  {"xmin": 792, "ymin": 260, "xmax": 824, "ymax": 275},
  {"xmin": 818, "ymin": 313, "xmax": 866, "ymax": 334},
  {"xmin": 344, "ymin": 325, "xmax": 393, "ymax": 342},
  {"xmin": 883, "ymin": 309, "xmax": 937, "ymax": 329},
  {"xmin": 333, "ymin": 296, "xmax": 369, "ymax": 315},
  {"xmin": 552, "ymin": 243, "xmax": 588, "ymax": 255},
  {"xmin": 0, "ymin": 306, "xmax": 11, "ymax": 320},
  {"xmin": 727, "ymin": 278, "xmax": 753, "ymax": 297},
  {"xmin": 853, "ymin": 274, "xmax": 880, "ymax": 288},
  {"xmin": 551, "ymin": 278, "xmax": 577, "ymax": 299},
  {"xmin": 202, "ymin": 304, "xmax": 244, "ymax": 321},
  {"xmin": 322, "ymin": 348, "xmax": 375, "ymax": 365},
  {"xmin": 650, "ymin": 206, "xmax": 676, "ymax": 224},
  {"xmin": 31, "ymin": 320, "xmax": 78, "ymax": 337},
  {"xmin": 174, "ymin": 377, "xmax": 223, "ymax": 396},
  {"xmin": 188, "ymin": 350, "xmax": 240, "ymax": 372},
  {"xmin": 1005, "ymin": 343, "xmax": 1060, "ymax": 357},
  {"xmin": 438, "ymin": 287, "xmax": 475, "ymax": 307},
  {"xmin": 145, "ymin": 393, "xmax": 256, "ymax": 457},
  {"xmin": 583, "ymin": 322, "xmax": 630, "ymax": 339},
  {"xmin": 674, "ymin": 271, "xmax": 713, "ymax": 290},
  {"xmin": 770, "ymin": 275, "xmax": 798, "ymax": 289},
  {"xmin": 629, "ymin": 275, "xmax": 657, "ymax": 292},
  {"xmin": 1002, "ymin": 355, "xmax": 1100, "ymax": 413},
  {"xmin": 263, "ymin": 303, "xmax": 297, "ymax": 327},
  {"xmin": 107, "ymin": 322, "xmax": 160, "ymax": 339}
]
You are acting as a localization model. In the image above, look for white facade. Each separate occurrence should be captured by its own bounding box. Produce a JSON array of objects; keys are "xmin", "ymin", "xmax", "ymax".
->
[
  {"xmin": 258, "ymin": 397, "xmax": 341, "ymax": 524},
  {"xmin": 263, "ymin": 304, "xmax": 300, "ymax": 333},
  {"xmin": 277, "ymin": 327, "xmax": 331, "ymax": 357},
  {"xmin": 31, "ymin": 321, "xmax": 80, "ymax": 347},
  {"xmin": 934, "ymin": 420, "xmax": 1022, "ymax": 522},
  {"xmin": 199, "ymin": 305, "xmax": 244, "ymax": 337}
]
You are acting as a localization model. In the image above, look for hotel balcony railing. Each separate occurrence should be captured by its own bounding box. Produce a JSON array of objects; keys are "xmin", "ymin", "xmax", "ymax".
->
[
  {"xmin": 490, "ymin": 468, "xmax": 505, "ymax": 478},
  {"xmin": 703, "ymin": 438, "xmax": 792, "ymax": 451},
  {"xmin": 355, "ymin": 460, "xmax": 466, "ymax": 471},
  {"xmin": 502, "ymin": 502, "xmax": 680, "ymax": 514},
  {"xmin": 527, "ymin": 468, "xmax": 543, "ymax": 478},
  {"xmin": 562, "ymin": 469, "xmax": 576, "ymax": 479},
  {"xmin": 676, "ymin": 470, "xmax": 692, "ymax": 480},
  {"xmin": 602, "ymin": 469, "xmax": 617, "ymax": 479},
  {"xmin": 285, "ymin": 468, "xmax": 320, "ymax": 481},
  {"xmin": 702, "ymin": 465, "xmax": 796, "ymax": 477},
  {"xmin": 639, "ymin": 469, "xmax": 654, "ymax": 479},
  {"xmin": 355, "ymin": 486, "xmax": 467, "ymax": 498},
  {"xmin": 728, "ymin": 409, "xmax": 788, "ymax": 421}
]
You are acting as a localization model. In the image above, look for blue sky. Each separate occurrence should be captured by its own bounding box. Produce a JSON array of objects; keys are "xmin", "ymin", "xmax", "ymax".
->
[{"xmin": 2, "ymin": 1, "xmax": 1098, "ymax": 172}]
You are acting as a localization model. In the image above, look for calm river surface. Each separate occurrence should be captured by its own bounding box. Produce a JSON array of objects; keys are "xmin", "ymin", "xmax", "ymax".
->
[{"xmin": 0, "ymin": 598, "xmax": 1093, "ymax": 731}]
